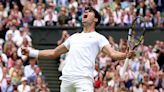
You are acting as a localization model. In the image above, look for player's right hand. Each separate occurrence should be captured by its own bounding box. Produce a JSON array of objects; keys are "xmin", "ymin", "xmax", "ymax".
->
[
  {"xmin": 127, "ymin": 50, "xmax": 135, "ymax": 59},
  {"xmin": 21, "ymin": 47, "xmax": 29, "ymax": 56}
]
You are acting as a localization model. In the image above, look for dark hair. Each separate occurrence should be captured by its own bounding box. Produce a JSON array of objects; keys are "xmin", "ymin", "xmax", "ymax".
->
[{"xmin": 85, "ymin": 6, "xmax": 101, "ymax": 26}]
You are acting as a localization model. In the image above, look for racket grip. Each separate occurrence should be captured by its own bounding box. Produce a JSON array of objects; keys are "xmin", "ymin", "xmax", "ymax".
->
[{"xmin": 120, "ymin": 58, "xmax": 129, "ymax": 78}]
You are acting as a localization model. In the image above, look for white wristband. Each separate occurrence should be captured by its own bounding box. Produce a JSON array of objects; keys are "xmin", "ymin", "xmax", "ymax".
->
[{"xmin": 29, "ymin": 49, "xmax": 39, "ymax": 58}]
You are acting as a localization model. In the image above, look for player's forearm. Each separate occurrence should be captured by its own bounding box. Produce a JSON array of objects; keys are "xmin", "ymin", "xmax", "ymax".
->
[
  {"xmin": 29, "ymin": 49, "xmax": 59, "ymax": 59},
  {"xmin": 28, "ymin": 45, "xmax": 68, "ymax": 59},
  {"xmin": 102, "ymin": 44, "xmax": 127, "ymax": 60},
  {"xmin": 110, "ymin": 50, "xmax": 127, "ymax": 60},
  {"xmin": 38, "ymin": 49, "xmax": 59, "ymax": 59}
]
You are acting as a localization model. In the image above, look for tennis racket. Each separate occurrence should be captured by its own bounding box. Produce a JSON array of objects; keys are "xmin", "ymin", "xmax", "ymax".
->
[{"xmin": 120, "ymin": 17, "xmax": 146, "ymax": 77}]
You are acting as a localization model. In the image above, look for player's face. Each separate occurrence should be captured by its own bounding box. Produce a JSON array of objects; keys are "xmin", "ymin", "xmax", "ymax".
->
[{"xmin": 82, "ymin": 8, "xmax": 96, "ymax": 26}]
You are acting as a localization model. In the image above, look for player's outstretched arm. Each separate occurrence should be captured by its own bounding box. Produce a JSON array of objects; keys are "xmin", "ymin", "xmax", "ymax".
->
[
  {"xmin": 102, "ymin": 44, "xmax": 134, "ymax": 60},
  {"xmin": 22, "ymin": 44, "xmax": 68, "ymax": 59}
]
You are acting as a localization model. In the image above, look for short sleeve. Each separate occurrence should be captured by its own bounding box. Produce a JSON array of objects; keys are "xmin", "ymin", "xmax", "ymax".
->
[
  {"xmin": 63, "ymin": 37, "xmax": 71, "ymax": 50},
  {"xmin": 98, "ymin": 36, "xmax": 109, "ymax": 51}
]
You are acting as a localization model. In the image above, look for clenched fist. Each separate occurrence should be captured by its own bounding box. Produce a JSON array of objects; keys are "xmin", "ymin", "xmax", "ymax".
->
[
  {"xmin": 21, "ymin": 47, "xmax": 30, "ymax": 56},
  {"xmin": 21, "ymin": 47, "xmax": 39, "ymax": 58}
]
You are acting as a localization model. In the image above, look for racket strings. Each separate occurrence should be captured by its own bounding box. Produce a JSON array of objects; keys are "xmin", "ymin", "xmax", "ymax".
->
[{"xmin": 128, "ymin": 17, "xmax": 146, "ymax": 50}]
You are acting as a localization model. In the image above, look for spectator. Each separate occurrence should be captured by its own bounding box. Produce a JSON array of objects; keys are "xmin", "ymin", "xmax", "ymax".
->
[
  {"xmin": 154, "ymin": 0, "xmax": 164, "ymax": 12},
  {"xmin": 7, "ymin": 51, "xmax": 17, "ymax": 69},
  {"xmin": 1, "ymin": 75, "xmax": 14, "ymax": 92},
  {"xmin": 35, "ymin": 76, "xmax": 50, "ymax": 92},
  {"xmin": 68, "ymin": 6, "xmax": 80, "ymax": 26},
  {"xmin": 147, "ymin": 81, "xmax": 158, "ymax": 92},
  {"xmin": 136, "ymin": 0, "xmax": 147, "ymax": 17},
  {"xmin": 24, "ymin": 58, "xmax": 37, "ymax": 83},
  {"xmin": 36, "ymin": 0, "xmax": 46, "ymax": 8},
  {"xmin": 46, "ymin": 0, "xmax": 56, "ymax": 8},
  {"xmin": 5, "ymin": 25, "xmax": 21, "ymax": 46},
  {"xmin": 34, "ymin": 66, "xmax": 45, "ymax": 80},
  {"xmin": 9, "ymin": 59, "xmax": 24, "ymax": 85},
  {"xmin": 18, "ymin": 27, "xmax": 32, "ymax": 47},
  {"xmin": 117, "ymin": 81, "xmax": 128, "ymax": 92},
  {"xmin": 41, "ymin": 83, "xmax": 50, "ymax": 92},
  {"xmin": 35, "ymin": 76, "xmax": 43, "ymax": 91},
  {"xmin": 10, "ymin": 3, "xmax": 22, "ymax": 21},
  {"xmin": 57, "ymin": 0, "xmax": 69, "ymax": 7},
  {"xmin": 156, "ymin": 49, "xmax": 164, "ymax": 70},
  {"xmin": 0, "ymin": 3, "xmax": 8, "ymax": 22},
  {"xmin": 90, "ymin": 0, "xmax": 102, "ymax": 12},
  {"xmin": 68, "ymin": 0, "xmax": 78, "ymax": 10},
  {"xmin": 120, "ymin": 11, "xmax": 127, "ymax": 26},
  {"xmin": 113, "ymin": 3, "xmax": 123, "ymax": 26},
  {"xmin": 0, "ymin": 40, "xmax": 8, "ymax": 65},
  {"xmin": 33, "ymin": 13, "xmax": 45, "ymax": 26},
  {"xmin": 131, "ymin": 82, "xmax": 143, "ymax": 92},
  {"xmin": 33, "ymin": 4, "xmax": 45, "ymax": 17},
  {"xmin": 44, "ymin": 6, "xmax": 57, "ymax": 26},
  {"xmin": 97, "ymin": 79, "xmax": 108, "ymax": 92},
  {"xmin": 58, "ymin": 6, "xmax": 69, "ymax": 26},
  {"xmin": 155, "ymin": 71, "xmax": 164, "ymax": 90},
  {"xmin": 101, "ymin": 7, "xmax": 110, "ymax": 25},
  {"xmin": 3, "ymin": 41, "xmax": 17, "ymax": 66},
  {"xmin": 30, "ymin": 83, "xmax": 36, "ymax": 92},
  {"xmin": 154, "ymin": 11, "xmax": 163, "ymax": 27},
  {"xmin": 122, "ymin": 10, "xmax": 133, "ymax": 26},
  {"xmin": 24, "ymin": 0, "xmax": 36, "ymax": 13},
  {"xmin": 105, "ymin": 8, "xmax": 115, "ymax": 26},
  {"xmin": 17, "ymin": 77, "xmax": 31, "ymax": 92},
  {"xmin": 149, "ymin": 64, "xmax": 159, "ymax": 81},
  {"xmin": 22, "ymin": 9, "xmax": 34, "ymax": 26},
  {"xmin": 141, "ymin": 11, "xmax": 153, "ymax": 28},
  {"xmin": 0, "ymin": 62, "xmax": 3, "ymax": 82},
  {"xmin": 97, "ymin": 52, "xmax": 111, "ymax": 70}
]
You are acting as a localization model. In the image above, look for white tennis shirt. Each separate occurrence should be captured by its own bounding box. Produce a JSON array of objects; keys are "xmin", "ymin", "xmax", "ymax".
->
[{"xmin": 61, "ymin": 31, "xmax": 109, "ymax": 80}]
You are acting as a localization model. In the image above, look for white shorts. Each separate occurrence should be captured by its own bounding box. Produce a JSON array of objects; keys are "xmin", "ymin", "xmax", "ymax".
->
[{"xmin": 60, "ymin": 76, "xmax": 94, "ymax": 92}]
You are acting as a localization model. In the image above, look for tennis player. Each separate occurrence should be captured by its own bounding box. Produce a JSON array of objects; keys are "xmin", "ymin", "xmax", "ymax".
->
[{"xmin": 22, "ymin": 6, "xmax": 134, "ymax": 92}]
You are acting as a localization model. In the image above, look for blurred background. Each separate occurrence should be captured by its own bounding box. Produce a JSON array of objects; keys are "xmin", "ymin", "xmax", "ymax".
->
[{"xmin": 0, "ymin": 0, "xmax": 164, "ymax": 92}]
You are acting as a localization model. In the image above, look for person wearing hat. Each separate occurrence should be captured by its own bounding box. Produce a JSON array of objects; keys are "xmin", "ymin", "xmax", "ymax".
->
[
  {"xmin": 147, "ymin": 81, "xmax": 158, "ymax": 92},
  {"xmin": 17, "ymin": 77, "xmax": 30, "ymax": 92}
]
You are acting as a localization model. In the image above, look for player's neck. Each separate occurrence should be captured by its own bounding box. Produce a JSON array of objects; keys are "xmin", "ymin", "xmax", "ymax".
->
[{"xmin": 83, "ymin": 25, "xmax": 95, "ymax": 33}]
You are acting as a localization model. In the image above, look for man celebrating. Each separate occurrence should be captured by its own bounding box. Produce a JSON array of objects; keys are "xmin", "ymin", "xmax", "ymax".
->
[{"xmin": 22, "ymin": 6, "xmax": 134, "ymax": 92}]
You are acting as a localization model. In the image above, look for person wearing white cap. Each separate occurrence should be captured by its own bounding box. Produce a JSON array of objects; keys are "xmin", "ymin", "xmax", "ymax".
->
[
  {"xmin": 147, "ymin": 81, "xmax": 158, "ymax": 92},
  {"xmin": 17, "ymin": 77, "xmax": 31, "ymax": 92}
]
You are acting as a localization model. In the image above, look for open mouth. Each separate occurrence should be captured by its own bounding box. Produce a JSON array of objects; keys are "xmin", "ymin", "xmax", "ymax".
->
[{"xmin": 83, "ymin": 15, "xmax": 88, "ymax": 18}]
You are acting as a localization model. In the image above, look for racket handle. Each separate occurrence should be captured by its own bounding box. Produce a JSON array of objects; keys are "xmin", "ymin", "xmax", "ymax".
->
[
  {"xmin": 128, "ymin": 28, "xmax": 132, "ymax": 41},
  {"xmin": 120, "ymin": 58, "xmax": 129, "ymax": 78}
]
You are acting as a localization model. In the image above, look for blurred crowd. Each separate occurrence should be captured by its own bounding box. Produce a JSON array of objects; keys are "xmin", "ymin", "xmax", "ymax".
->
[
  {"xmin": 0, "ymin": 0, "xmax": 163, "ymax": 30},
  {"xmin": 0, "ymin": 26, "xmax": 50, "ymax": 91},
  {"xmin": 93, "ymin": 38, "xmax": 164, "ymax": 92},
  {"xmin": 58, "ymin": 31, "xmax": 164, "ymax": 92}
]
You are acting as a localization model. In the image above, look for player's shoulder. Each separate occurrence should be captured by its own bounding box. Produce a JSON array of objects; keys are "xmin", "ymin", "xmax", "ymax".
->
[
  {"xmin": 69, "ymin": 32, "xmax": 80, "ymax": 37},
  {"xmin": 94, "ymin": 32, "xmax": 106, "ymax": 38},
  {"xmin": 66, "ymin": 32, "xmax": 80, "ymax": 40}
]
